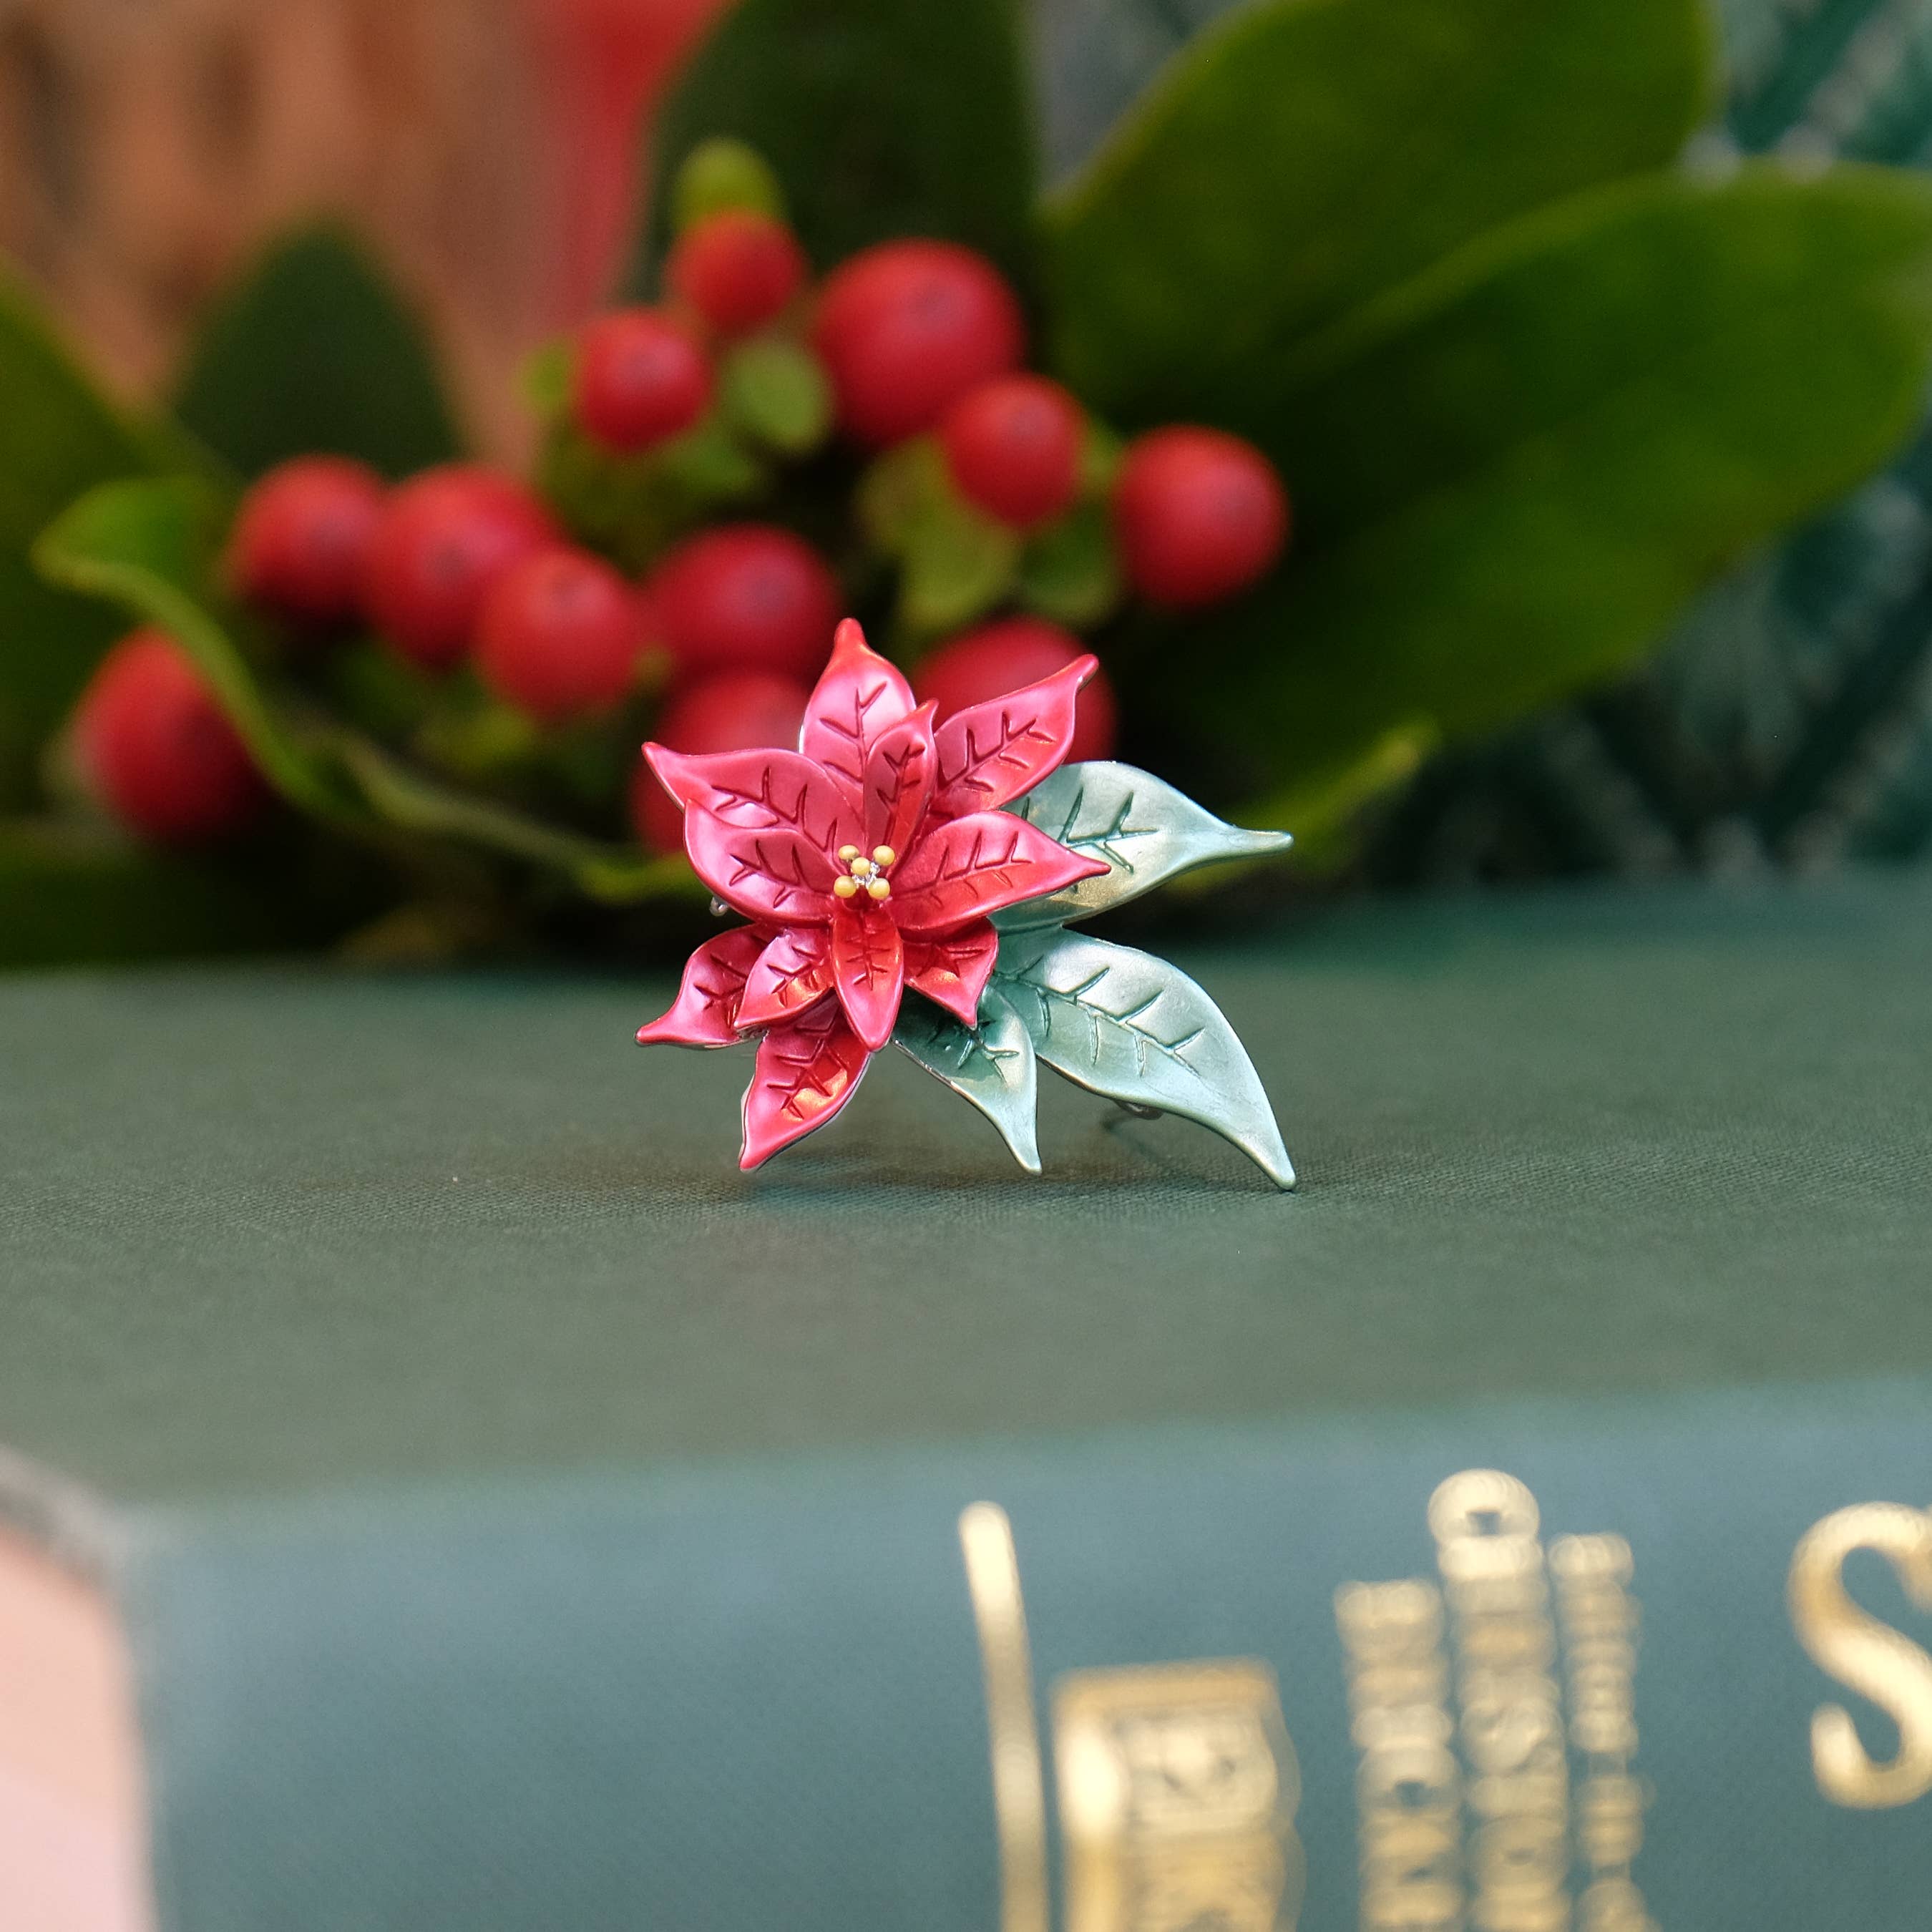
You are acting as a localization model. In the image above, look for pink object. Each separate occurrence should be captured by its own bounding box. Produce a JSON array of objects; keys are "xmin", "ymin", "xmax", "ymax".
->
[
  {"xmin": 1113, "ymin": 426, "xmax": 1289, "ymax": 608},
  {"xmin": 572, "ymin": 308, "xmax": 713, "ymax": 453},
  {"xmin": 811, "ymin": 240, "xmax": 1024, "ymax": 447},
  {"xmin": 630, "ymin": 669, "xmax": 811, "ymax": 852},
  {"xmin": 668, "ymin": 210, "xmax": 808, "ymax": 338},
  {"xmin": 914, "ymin": 615, "xmax": 1118, "ymax": 764},
  {"xmin": 363, "ymin": 466, "xmax": 559, "ymax": 670},
  {"xmin": 72, "ymin": 629, "xmax": 267, "ymax": 845},
  {"xmin": 939, "ymin": 375, "xmax": 1083, "ymax": 530},
  {"xmin": 636, "ymin": 617, "xmax": 1106, "ymax": 1168},
  {"xmin": 474, "ymin": 547, "xmax": 645, "ymax": 721},
  {"xmin": 228, "ymin": 456, "xmax": 386, "ymax": 628},
  {"xmin": 648, "ymin": 524, "xmax": 841, "ymax": 681}
]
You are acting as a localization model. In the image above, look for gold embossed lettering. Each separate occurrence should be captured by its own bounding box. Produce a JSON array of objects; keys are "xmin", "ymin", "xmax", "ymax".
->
[{"xmin": 1790, "ymin": 1502, "xmax": 1932, "ymax": 1809}]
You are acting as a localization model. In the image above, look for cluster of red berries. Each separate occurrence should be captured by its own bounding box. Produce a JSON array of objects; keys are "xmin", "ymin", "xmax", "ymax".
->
[{"xmin": 72, "ymin": 152, "xmax": 1288, "ymax": 858}]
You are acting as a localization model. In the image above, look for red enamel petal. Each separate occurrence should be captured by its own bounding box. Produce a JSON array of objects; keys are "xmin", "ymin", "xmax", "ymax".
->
[
  {"xmin": 830, "ymin": 900, "xmax": 906, "ymax": 1051},
  {"xmin": 862, "ymin": 702, "xmax": 937, "ymax": 855},
  {"xmin": 929, "ymin": 654, "xmax": 1098, "ymax": 819},
  {"xmin": 904, "ymin": 920, "xmax": 999, "ymax": 1027},
  {"xmin": 800, "ymin": 618, "xmax": 916, "ymax": 795},
  {"xmin": 635, "ymin": 926, "xmax": 770, "ymax": 1047},
  {"xmin": 643, "ymin": 743, "xmax": 859, "ymax": 853},
  {"xmin": 683, "ymin": 806, "xmax": 839, "ymax": 924},
  {"xmin": 739, "ymin": 1000, "xmax": 872, "ymax": 1169},
  {"xmin": 737, "ymin": 927, "xmax": 834, "ymax": 1030},
  {"xmin": 889, "ymin": 811, "xmax": 1108, "ymax": 933}
]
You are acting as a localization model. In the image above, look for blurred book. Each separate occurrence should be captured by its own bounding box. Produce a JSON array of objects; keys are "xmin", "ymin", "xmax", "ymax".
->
[{"xmin": 4, "ymin": 873, "xmax": 1932, "ymax": 1928}]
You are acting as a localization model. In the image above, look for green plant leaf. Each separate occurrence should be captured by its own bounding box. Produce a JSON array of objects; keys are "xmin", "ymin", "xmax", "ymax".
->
[
  {"xmin": 993, "ymin": 928, "xmax": 1293, "ymax": 1189},
  {"xmin": 1016, "ymin": 500, "xmax": 1121, "ymax": 627},
  {"xmin": 631, "ymin": 0, "xmax": 1038, "ymax": 291},
  {"xmin": 1184, "ymin": 165, "xmax": 1932, "ymax": 787},
  {"xmin": 1043, "ymin": 0, "xmax": 1714, "ymax": 423},
  {"xmin": 35, "ymin": 477, "xmax": 361, "ymax": 819},
  {"xmin": 997, "ymin": 761, "xmax": 1292, "ymax": 930},
  {"xmin": 34, "ymin": 477, "xmax": 698, "ymax": 907},
  {"xmin": 719, "ymin": 338, "xmax": 833, "ymax": 455},
  {"xmin": 1240, "ymin": 721, "xmax": 1440, "ymax": 875},
  {"xmin": 898, "ymin": 489, "xmax": 1018, "ymax": 637},
  {"xmin": 670, "ymin": 137, "xmax": 789, "ymax": 232},
  {"xmin": 0, "ymin": 819, "xmax": 340, "ymax": 970},
  {"xmin": 892, "ymin": 985, "xmax": 1041, "ymax": 1173},
  {"xmin": 0, "ymin": 266, "xmax": 181, "ymax": 804},
  {"xmin": 172, "ymin": 225, "xmax": 461, "ymax": 480}
]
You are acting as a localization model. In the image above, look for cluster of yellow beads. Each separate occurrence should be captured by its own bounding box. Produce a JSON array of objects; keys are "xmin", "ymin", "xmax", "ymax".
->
[{"xmin": 834, "ymin": 843, "xmax": 896, "ymax": 902}]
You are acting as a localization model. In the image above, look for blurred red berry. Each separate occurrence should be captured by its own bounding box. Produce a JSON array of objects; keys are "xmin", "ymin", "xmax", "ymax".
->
[
  {"xmin": 649, "ymin": 523, "xmax": 840, "ymax": 681},
  {"xmin": 1113, "ymin": 427, "xmax": 1288, "ymax": 608},
  {"xmin": 914, "ymin": 616, "xmax": 1116, "ymax": 763},
  {"xmin": 475, "ymin": 547, "xmax": 645, "ymax": 723},
  {"xmin": 572, "ymin": 307, "xmax": 713, "ymax": 452},
  {"xmin": 668, "ymin": 209, "xmax": 807, "ymax": 338},
  {"xmin": 632, "ymin": 670, "xmax": 809, "ymax": 850},
  {"xmin": 811, "ymin": 240, "xmax": 1024, "ymax": 447},
  {"xmin": 228, "ymin": 455, "xmax": 386, "ymax": 626},
  {"xmin": 73, "ymin": 628, "xmax": 266, "ymax": 844},
  {"xmin": 940, "ymin": 374, "xmax": 1083, "ymax": 530},
  {"xmin": 363, "ymin": 466, "xmax": 559, "ymax": 671}
]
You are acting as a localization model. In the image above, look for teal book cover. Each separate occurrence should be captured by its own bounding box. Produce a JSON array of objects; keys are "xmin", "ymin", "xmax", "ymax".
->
[{"xmin": 4, "ymin": 876, "xmax": 1931, "ymax": 1931}]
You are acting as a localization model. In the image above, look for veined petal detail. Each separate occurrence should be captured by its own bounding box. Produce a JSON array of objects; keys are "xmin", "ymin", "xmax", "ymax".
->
[
  {"xmin": 800, "ymin": 618, "xmax": 916, "ymax": 796},
  {"xmin": 904, "ymin": 921, "xmax": 999, "ymax": 1027},
  {"xmin": 635, "ymin": 926, "xmax": 770, "ymax": 1048},
  {"xmin": 739, "ymin": 1001, "xmax": 872, "ymax": 1169},
  {"xmin": 889, "ymin": 811, "xmax": 1108, "ymax": 933},
  {"xmin": 738, "ymin": 927, "xmax": 835, "ymax": 1030},
  {"xmin": 830, "ymin": 900, "xmax": 906, "ymax": 1052}
]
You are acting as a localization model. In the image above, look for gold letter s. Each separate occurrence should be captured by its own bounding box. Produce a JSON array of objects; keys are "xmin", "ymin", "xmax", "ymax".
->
[{"xmin": 1789, "ymin": 1503, "xmax": 1932, "ymax": 1809}]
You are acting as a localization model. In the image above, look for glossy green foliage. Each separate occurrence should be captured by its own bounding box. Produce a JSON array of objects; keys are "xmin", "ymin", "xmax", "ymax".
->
[{"xmin": 172, "ymin": 226, "xmax": 461, "ymax": 481}]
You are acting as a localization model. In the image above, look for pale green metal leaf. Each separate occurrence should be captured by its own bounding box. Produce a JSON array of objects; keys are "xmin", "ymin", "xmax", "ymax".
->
[
  {"xmin": 994, "ymin": 929, "xmax": 1293, "ymax": 1189},
  {"xmin": 892, "ymin": 985, "xmax": 1041, "ymax": 1175},
  {"xmin": 998, "ymin": 761, "xmax": 1292, "ymax": 930}
]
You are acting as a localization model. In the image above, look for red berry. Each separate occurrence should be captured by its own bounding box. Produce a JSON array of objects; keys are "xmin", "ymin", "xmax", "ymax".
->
[
  {"xmin": 363, "ymin": 465, "xmax": 559, "ymax": 671},
  {"xmin": 72, "ymin": 628, "xmax": 266, "ymax": 844},
  {"xmin": 649, "ymin": 524, "xmax": 840, "ymax": 681},
  {"xmin": 914, "ymin": 617, "xmax": 1116, "ymax": 763},
  {"xmin": 572, "ymin": 307, "xmax": 713, "ymax": 453},
  {"xmin": 811, "ymin": 240, "xmax": 1024, "ymax": 447},
  {"xmin": 475, "ymin": 547, "xmax": 645, "ymax": 723},
  {"xmin": 1113, "ymin": 426, "xmax": 1289, "ymax": 608},
  {"xmin": 228, "ymin": 455, "xmax": 385, "ymax": 626},
  {"xmin": 633, "ymin": 670, "xmax": 809, "ymax": 852},
  {"xmin": 940, "ymin": 375, "xmax": 1083, "ymax": 530},
  {"xmin": 667, "ymin": 210, "xmax": 808, "ymax": 338}
]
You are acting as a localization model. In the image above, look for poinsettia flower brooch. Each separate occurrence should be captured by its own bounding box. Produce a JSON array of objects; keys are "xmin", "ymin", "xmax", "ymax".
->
[{"xmin": 637, "ymin": 619, "xmax": 1294, "ymax": 1186}]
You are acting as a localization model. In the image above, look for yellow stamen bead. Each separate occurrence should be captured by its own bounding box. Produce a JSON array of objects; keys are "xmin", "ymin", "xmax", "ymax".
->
[
  {"xmin": 833, "ymin": 876, "xmax": 859, "ymax": 899},
  {"xmin": 866, "ymin": 878, "xmax": 892, "ymax": 901},
  {"xmin": 872, "ymin": 845, "xmax": 896, "ymax": 867},
  {"xmin": 837, "ymin": 844, "xmax": 860, "ymax": 863}
]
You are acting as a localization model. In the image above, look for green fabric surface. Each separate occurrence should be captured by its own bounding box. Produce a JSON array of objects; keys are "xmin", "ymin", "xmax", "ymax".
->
[{"xmin": 2, "ymin": 872, "xmax": 1928, "ymax": 1503}]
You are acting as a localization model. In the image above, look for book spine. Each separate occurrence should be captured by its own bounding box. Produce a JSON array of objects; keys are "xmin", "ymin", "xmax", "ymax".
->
[{"xmin": 111, "ymin": 1377, "xmax": 1932, "ymax": 1932}]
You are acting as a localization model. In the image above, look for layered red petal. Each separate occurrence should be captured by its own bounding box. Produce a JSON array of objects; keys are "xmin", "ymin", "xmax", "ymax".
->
[
  {"xmin": 737, "ymin": 926, "xmax": 834, "ymax": 1030},
  {"xmin": 682, "ymin": 806, "xmax": 840, "ymax": 924},
  {"xmin": 830, "ymin": 900, "xmax": 906, "ymax": 1051},
  {"xmin": 904, "ymin": 920, "xmax": 999, "ymax": 1027},
  {"xmin": 739, "ymin": 1000, "xmax": 872, "ymax": 1169},
  {"xmin": 861, "ymin": 702, "xmax": 937, "ymax": 855},
  {"xmin": 635, "ymin": 926, "xmax": 770, "ymax": 1047},
  {"xmin": 643, "ymin": 743, "xmax": 859, "ymax": 853},
  {"xmin": 800, "ymin": 618, "xmax": 916, "ymax": 797},
  {"xmin": 889, "ymin": 811, "xmax": 1108, "ymax": 933},
  {"xmin": 929, "ymin": 654, "xmax": 1098, "ymax": 819}
]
